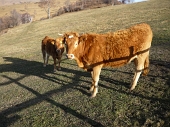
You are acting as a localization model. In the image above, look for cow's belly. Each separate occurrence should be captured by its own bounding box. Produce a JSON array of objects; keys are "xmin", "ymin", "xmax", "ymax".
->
[{"xmin": 103, "ymin": 59, "xmax": 129, "ymax": 68}]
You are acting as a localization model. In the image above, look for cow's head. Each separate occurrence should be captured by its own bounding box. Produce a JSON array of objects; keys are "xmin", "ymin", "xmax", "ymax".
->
[
  {"xmin": 63, "ymin": 32, "xmax": 79, "ymax": 59},
  {"xmin": 54, "ymin": 37, "xmax": 65, "ymax": 55}
]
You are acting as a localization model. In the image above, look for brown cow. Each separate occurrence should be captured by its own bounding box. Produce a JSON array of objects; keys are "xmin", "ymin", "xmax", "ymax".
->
[
  {"xmin": 41, "ymin": 36, "xmax": 65, "ymax": 71},
  {"xmin": 63, "ymin": 23, "xmax": 153, "ymax": 97}
]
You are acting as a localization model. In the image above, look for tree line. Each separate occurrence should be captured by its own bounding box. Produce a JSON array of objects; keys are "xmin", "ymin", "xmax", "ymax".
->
[
  {"xmin": 39, "ymin": 0, "xmax": 124, "ymax": 19},
  {"xmin": 55, "ymin": 0, "xmax": 122, "ymax": 16},
  {"xmin": 0, "ymin": 0, "xmax": 130, "ymax": 34},
  {"xmin": 0, "ymin": 9, "xmax": 32, "ymax": 34}
]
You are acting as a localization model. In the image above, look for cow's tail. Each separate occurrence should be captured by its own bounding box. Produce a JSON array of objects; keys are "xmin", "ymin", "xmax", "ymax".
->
[{"xmin": 143, "ymin": 55, "xmax": 149, "ymax": 76}]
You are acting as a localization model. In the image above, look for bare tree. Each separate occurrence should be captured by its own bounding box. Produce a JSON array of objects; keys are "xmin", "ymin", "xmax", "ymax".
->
[
  {"xmin": 39, "ymin": 0, "xmax": 58, "ymax": 19},
  {"xmin": 21, "ymin": 13, "xmax": 32, "ymax": 24},
  {"xmin": 10, "ymin": 9, "xmax": 22, "ymax": 27},
  {"xmin": 64, "ymin": 0, "xmax": 71, "ymax": 12}
]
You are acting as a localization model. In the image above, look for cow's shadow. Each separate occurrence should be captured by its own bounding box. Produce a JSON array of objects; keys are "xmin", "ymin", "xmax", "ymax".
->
[
  {"xmin": 1, "ymin": 57, "xmax": 170, "ymax": 126},
  {"xmin": 0, "ymin": 57, "xmax": 104, "ymax": 127}
]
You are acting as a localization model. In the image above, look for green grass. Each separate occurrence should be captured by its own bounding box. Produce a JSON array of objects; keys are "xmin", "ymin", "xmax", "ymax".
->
[{"xmin": 0, "ymin": 0, "xmax": 170, "ymax": 126}]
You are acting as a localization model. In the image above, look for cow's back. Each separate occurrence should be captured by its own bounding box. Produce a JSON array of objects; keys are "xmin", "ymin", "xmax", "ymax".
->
[
  {"xmin": 45, "ymin": 39, "xmax": 56, "ymax": 56},
  {"xmin": 80, "ymin": 23, "xmax": 152, "ymax": 68}
]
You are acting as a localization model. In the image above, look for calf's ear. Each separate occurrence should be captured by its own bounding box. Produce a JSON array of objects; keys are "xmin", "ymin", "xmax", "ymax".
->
[
  {"xmin": 79, "ymin": 35, "xmax": 87, "ymax": 42},
  {"xmin": 58, "ymin": 33, "xmax": 63, "ymax": 36},
  {"xmin": 51, "ymin": 41, "xmax": 55, "ymax": 45}
]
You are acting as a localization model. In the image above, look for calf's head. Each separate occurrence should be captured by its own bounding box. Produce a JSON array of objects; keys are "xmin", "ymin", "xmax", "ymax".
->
[
  {"xmin": 55, "ymin": 37, "xmax": 65, "ymax": 55},
  {"xmin": 63, "ymin": 32, "xmax": 79, "ymax": 59}
]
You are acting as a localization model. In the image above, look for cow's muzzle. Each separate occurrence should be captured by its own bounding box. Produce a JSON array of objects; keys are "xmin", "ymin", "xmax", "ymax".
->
[
  {"xmin": 66, "ymin": 54, "xmax": 74, "ymax": 59},
  {"xmin": 56, "ymin": 49, "xmax": 61, "ymax": 54}
]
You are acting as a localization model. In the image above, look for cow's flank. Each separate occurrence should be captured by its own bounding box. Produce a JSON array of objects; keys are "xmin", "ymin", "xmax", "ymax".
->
[
  {"xmin": 41, "ymin": 36, "xmax": 65, "ymax": 71},
  {"xmin": 63, "ymin": 23, "xmax": 153, "ymax": 97}
]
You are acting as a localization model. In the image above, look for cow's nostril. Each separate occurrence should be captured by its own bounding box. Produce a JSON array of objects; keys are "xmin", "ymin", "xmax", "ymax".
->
[{"xmin": 66, "ymin": 54, "xmax": 74, "ymax": 59}]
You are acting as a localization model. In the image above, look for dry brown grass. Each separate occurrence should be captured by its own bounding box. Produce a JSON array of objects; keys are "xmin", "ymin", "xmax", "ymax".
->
[{"xmin": 0, "ymin": 0, "xmax": 77, "ymax": 21}]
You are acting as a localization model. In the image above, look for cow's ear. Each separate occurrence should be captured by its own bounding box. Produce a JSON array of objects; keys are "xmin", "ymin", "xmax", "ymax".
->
[
  {"xmin": 75, "ymin": 32, "xmax": 80, "ymax": 37},
  {"xmin": 68, "ymin": 35, "xmax": 74, "ymax": 38},
  {"xmin": 78, "ymin": 36, "xmax": 85, "ymax": 44},
  {"xmin": 79, "ymin": 32, "xmax": 84, "ymax": 36},
  {"xmin": 51, "ymin": 41, "xmax": 55, "ymax": 45}
]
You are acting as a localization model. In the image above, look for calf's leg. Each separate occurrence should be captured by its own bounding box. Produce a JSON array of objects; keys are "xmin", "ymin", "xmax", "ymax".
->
[
  {"xmin": 44, "ymin": 52, "xmax": 50, "ymax": 67},
  {"xmin": 57, "ymin": 57, "xmax": 61, "ymax": 70},
  {"xmin": 42, "ymin": 51, "xmax": 46, "ymax": 67},
  {"xmin": 52, "ymin": 56, "xmax": 57, "ymax": 72}
]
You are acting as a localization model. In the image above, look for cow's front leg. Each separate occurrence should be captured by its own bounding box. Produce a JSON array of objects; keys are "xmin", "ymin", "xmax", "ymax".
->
[
  {"xmin": 57, "ymin": 58, "xmax": 61, "ymax": 71},
  {"xmin": 53, "ymin": 57, "xmax": 57, "ymax": 72},
  {"xmin": 90, "ymin": 65, "xmax": 102, "ymax": 98}
]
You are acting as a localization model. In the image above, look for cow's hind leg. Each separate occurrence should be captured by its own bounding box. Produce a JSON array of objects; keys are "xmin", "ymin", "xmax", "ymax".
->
[
  {"xmin": 143, "ymin": 55, "xmax": 149, "ymax": 76},
  {"xmin": 90, "ymin": 65, "xmax": 102, "ymax": 98},
  {"xmin": 130, "ymin": 58, "xmax": 143, "ymax": 90},
  {"xmin": 42, "ymin": 50, "xmax": 46, "ymax": 67},
  {"xmin": 44, "ymin": 52, "xmax": 50, "ymax": 67},
  {"xmin": 130, "ymin": 54, "xmax": 147, "ymax": 90}
]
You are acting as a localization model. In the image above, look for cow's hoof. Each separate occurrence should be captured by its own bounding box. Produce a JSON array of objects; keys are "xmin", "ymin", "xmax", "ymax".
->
[
  {"xmin": 43, "ymin": 64, "xmax": 46, "ymax": 67},
  {"xmin": 90, "ymin": 95, "xmax": 96, "ymax": 98},
  {"xmin": 130, "ymin": 86, "xmax": 135, "ymax": 91},
  {"xmin": 90, "ymin": 93, "xmax": 96, "ymax": 98},
  {"xmin": 53, "ymin": 69, "xmax": 57, "ymax": 72},
  {"xmin": 57, "ymin": 67, "xmax": 61, "ymax": 71}
]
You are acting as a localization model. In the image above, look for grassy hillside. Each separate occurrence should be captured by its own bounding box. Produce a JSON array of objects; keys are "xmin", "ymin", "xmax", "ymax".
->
[
  {"xmin": 0, "ymin": 0, "xmax": 170, "ymax": 126},
  {"xmin": 0, "ymin": 0, "xmax": 76, "ymax": 21}
]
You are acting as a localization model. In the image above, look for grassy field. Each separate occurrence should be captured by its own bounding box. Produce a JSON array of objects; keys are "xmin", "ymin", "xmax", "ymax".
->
[{"xmin": 0, "ymin": 0, "xmax": 170, "ymax": 126}]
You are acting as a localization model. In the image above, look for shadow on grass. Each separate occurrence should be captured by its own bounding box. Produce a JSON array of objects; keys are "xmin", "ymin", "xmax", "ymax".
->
[
  {"xmin": 0, "ymin": 57, "xmax": 104, "ymax": 127},
  {"xmin": 1, "ymin": 57, "xmax": 170, "ymax": 126}
]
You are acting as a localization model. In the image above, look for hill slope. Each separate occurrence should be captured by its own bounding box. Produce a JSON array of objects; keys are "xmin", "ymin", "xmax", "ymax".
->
[
  {"xmin": 0, "ymin": 0, "xmax": 76, "ymax": 20},
  {"xmin": 0, "ymin": 0, "xmax": 40, "ymax": 5},
  {"xmin": 0, "ymin": 0, "xmax": 170, "ymax": 126}
]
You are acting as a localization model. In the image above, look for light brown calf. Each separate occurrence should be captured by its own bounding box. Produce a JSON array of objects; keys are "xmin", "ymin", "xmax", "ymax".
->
[{"xmin": 41, "ymin": 36, "xmax": 65, "ymax": 71}]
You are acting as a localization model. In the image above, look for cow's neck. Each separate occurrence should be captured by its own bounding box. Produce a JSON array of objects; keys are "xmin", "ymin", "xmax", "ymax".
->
[{"xmin": 73, "ymin": 41, "xmax": 85, "ymax": 68}]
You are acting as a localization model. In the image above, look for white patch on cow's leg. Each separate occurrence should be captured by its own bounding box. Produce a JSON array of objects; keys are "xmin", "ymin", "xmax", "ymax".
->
[
  {"xmin": 130, "ymin": 71, "xmax": 142, "ymax": 90},
  {"xmin": 91, "ymin": 66, "xmax": 102, "ymax": 98},
  {"xmin": 90, "ymin": 71, "xmax": 95, "ymax": 92},
  {"xmin": 90, "ymin": 84, "xmax": 94, "ymax": 92},
  {"xmin": 128, "ymin": 55, "xmax": 137, "ymax": 64}
]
